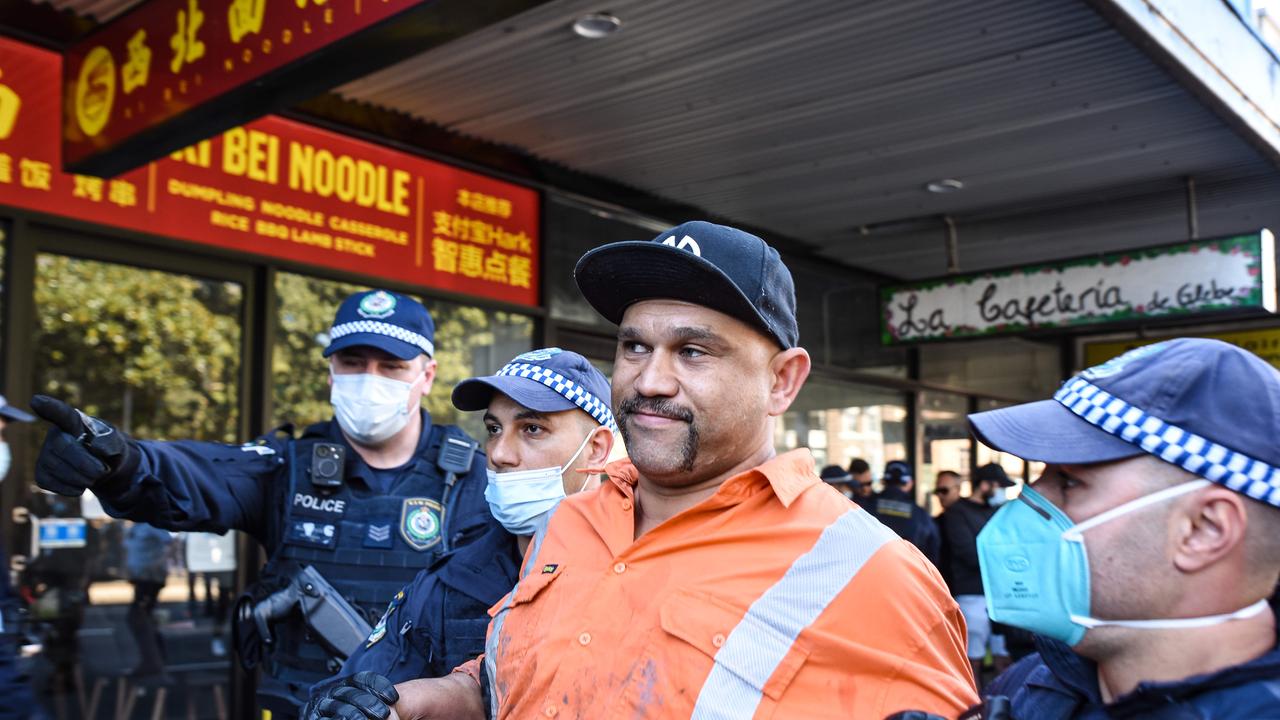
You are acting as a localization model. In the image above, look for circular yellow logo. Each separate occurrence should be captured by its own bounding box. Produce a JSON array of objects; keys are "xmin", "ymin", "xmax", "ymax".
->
[{"xmin": 75, "ymin": 46, "xmax": 115, "ymax": 138}]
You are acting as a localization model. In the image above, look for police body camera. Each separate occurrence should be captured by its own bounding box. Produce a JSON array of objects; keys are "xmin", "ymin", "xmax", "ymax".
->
[{"xmin": 310, "ymin": 443, "xmax": 345, "ymax": 489}]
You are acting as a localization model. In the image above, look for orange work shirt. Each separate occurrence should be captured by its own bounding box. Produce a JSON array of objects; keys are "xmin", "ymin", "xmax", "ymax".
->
[{"xmin": 479, "ymin": 450, "xmax": 976, "ymax": 718}]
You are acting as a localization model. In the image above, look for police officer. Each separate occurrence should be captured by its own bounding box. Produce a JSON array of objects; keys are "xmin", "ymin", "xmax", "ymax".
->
[
  {"xmin": 971, "ymin": 339, "xmax": 1280, "ymax": 718},
  {"xmin": 0, "ymin": 396, "xmax": 36, "ymax": 720},
  {"xmin": 936, "ymin": 463, "xmax": 1015, "ymax": 688},
  {"xmin": 871, "ymin": 460, "xmax": 941, "ymax": 565},
  {"xmin": 306, "ymin": 348, "xmax": 615, "ymax": 717},
  {"xmin": 819, "ymin": 464, "xmax": 855, "ymax": 498},
  {"xmin": 29, "ymin": 289, "xmax": 493, "ymax": 717}
]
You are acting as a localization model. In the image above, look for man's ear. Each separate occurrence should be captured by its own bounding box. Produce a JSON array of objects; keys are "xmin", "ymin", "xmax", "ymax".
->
[
  {"xmin": 766, "ymin": 347, "xmax": 811, "ymax": 417},
  {"xmin": 1172, "ymin": 487, "xmax": 1249, "ymax": 574},
  {"xmin": 586, "ymin": 426, "xmax": 614, "ymax": 467},
  {"xmin": 420, "ymin": 357, "xmax": 438, "ymax": 391}
]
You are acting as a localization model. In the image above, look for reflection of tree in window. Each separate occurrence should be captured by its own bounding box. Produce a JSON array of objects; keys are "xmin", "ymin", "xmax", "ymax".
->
[
  {"xmin": 272, "ymin": 273, "xmax": 533, "ymax": 438},
  {"xmin": 34, "ymin": 255, "xmax": 242, "ymax": 442}
]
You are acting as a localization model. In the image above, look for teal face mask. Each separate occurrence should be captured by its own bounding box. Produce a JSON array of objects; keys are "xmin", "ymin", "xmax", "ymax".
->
[{"xmin": 977, "ymin": 480, "xmax": 1269, "ymax": 647}]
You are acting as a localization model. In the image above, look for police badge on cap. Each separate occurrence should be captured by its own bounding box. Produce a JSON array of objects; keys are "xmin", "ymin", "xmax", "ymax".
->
[{"xmin": 357, "ymin": 291, "xmax": 397, "ymax": 319}]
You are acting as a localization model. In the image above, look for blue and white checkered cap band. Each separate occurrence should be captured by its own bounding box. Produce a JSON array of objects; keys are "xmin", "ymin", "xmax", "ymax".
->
[
  {"xmin": 329, "ymin": 320, "xmax": 435, "ymax": 356},
  {"xmin": 496, "ymin": 362, "xmax": 617, "ymax": 433},
  {"xmin": 1055, "ymin": 377, "xmax": 1280, "ymax": 508}
]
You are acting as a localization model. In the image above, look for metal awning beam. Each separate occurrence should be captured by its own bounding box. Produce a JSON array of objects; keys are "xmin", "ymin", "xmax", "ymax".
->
[{"xmin": 1089, "ymin": 0, "xmax": 1280, "ymax": 167}]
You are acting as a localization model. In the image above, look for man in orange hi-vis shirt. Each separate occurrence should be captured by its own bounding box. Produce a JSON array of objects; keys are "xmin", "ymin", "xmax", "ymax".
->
[{"xmin": 308, "ymin": 221, "xmax": 977, "ymax": 719}]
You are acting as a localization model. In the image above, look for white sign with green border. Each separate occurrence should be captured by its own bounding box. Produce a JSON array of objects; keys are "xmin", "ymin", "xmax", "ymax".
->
[{"xmin": 881, "ymin": 231, "xmax": 1276, "ymax": 344}]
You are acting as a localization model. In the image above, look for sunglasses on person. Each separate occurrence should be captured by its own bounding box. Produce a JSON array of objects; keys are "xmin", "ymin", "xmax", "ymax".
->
[{"xmin": 933, "ymin": 486, "xmax": 956, "ymax": 497}]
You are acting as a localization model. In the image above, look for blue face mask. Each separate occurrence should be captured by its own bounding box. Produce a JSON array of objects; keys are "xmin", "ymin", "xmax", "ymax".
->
[
  {"xmin": 978, "ymin": 480, "xmax": 1270, "ymax": 647},
  {"xmin": 484, "ymin": 429, "xmax": 598, "ymax": 536}
]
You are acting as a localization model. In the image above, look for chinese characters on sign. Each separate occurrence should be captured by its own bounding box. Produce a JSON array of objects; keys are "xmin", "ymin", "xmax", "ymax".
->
[
  {"xmin": 7, "ymin": 36, "xmax": 539, "ymax": 307},
  {"xmin": 63, "ymin": 0, "xmax": 427, "ymax": 173}
]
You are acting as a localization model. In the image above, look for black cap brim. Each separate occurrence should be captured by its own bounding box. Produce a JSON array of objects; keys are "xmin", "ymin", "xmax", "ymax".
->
[
  {"xmin": 452, "ymin": 376, "xmax": 579, "ymax": 415},
  {"xmin": 574, "ymin": 242, "xmax": 779, "ymax": 346},
  {"xmin": 969, "ymin": 399, "xmax": 1145, "ymax": 465}
]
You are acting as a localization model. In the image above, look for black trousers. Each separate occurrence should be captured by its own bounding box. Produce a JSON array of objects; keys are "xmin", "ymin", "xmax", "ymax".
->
[{"xmin": 126, "ymin": 580, "xmax": 166, "ymax": 676}]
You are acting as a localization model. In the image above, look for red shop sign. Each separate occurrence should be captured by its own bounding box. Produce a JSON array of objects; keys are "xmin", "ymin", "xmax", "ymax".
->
[{"xmin": 2, "ymin": 36, "xmax": 539, "ymax": 308}]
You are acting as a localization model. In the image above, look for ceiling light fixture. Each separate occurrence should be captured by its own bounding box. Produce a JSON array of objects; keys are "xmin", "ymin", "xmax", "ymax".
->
[
  {"xmin": 925, "ymin": 178, "xmax": 965, "ymax": 193},
  {"xmin": 572, "ymin": 13, "xmax": 622, "ymax": 39}
]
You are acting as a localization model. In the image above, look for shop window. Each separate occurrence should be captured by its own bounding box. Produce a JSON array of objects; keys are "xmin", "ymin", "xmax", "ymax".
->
[
  {"xmin": 974, "ymin": 398, "xmax": 1029, "ymax": 504},
  {"xmin": 0, "ymin": 221, "xmax": 7, "ymax": 365},
  {"xmin": 26, "ymin": 253, "xmax": 244, "ymax": 716},
  {"xmin": 790, "ymin": 262, "xmax": 908, "ymax": 373},
  {"xmin": 919, "ymin": 391, "xmax": 970, "ymax": 513},
  {"xmin": 34, "ymin": 255, "xmax": 243, "ymax": 439},
  {"xmin": 920, "ymin": 338, "xmax": 1061, "ymax": 400},
  {"xmin": 774, "ymin": 375, "xmax": 907, "ymax": 476},
  {"xmin": 272, "ymin": 272, "xmax": 534, "ymax": 440}
]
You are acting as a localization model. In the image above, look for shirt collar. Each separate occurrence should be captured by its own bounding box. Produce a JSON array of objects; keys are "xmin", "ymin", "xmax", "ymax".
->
[{"xmin": 603, "ymin": 448, "xmax": 819, "ymax": 507}]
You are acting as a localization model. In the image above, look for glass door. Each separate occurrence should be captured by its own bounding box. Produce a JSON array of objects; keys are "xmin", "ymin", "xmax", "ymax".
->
[
  {"xmin": 12, "ymin": 226, "xmax": 253, "ymax": 720},
  {"xmin": 918, "ymin": 391, "xmax": 971, "ymax": 514}
]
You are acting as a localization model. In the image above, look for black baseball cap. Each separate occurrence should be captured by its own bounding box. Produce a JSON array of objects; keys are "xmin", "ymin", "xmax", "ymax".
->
[
  {"xmin": 573, "ymin": 221, "xmax": 799, "ymax": 349},
  {"xmin": 970, "ymin": 338, "xmax": 1280, "ymax": 509},
  {"xmin": 819, "ymin": 465, "xmax": 854, "ymax": 485},
  {"xmin": 974, "ymin": 463, "xmax": 1015, "ymax": 488},
  {"xmin": 884, "ymin": 460, "xmax": 913, "ymax": 485}
]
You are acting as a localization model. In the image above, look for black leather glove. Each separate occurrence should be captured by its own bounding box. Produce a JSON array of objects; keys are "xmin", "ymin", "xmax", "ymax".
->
[
  {"xmin": 304, "ymin": 672, "xmax": 400, "ymax": 720},
  {"xmin": 885, "ymin": 696, "xmax": 1013, "ymax": 720},
  {"xmin": 31, "ymin": 394, "xmax": 139, "ymax": 497}
]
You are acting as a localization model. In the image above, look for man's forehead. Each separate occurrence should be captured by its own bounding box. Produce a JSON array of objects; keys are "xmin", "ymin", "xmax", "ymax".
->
[
  {"xmin": 485, "ymin": 393, "xmax": 585, "ymax": 424},
  {"xmin": 333, "ymin": 345, "xmax": 413, "ymax": 361},
  {"xmin": 619, "ymin": 299, "xmax": 764, "ymax": 342}
]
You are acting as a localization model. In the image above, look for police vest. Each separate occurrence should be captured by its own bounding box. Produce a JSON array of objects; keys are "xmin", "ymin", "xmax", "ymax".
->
[
  {"xmin": 420, "ymin": 526, "xmax": 521, "ymax": 677},
  {"xmin": 257, "ymin": 421, "xmax": 477, "ymax": 708}
]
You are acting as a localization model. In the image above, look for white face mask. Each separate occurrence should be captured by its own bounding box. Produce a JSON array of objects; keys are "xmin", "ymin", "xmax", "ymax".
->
[
  {"xmin": 0, "ymin": 442, "xmax": 10, "ymax": 481},
  {"xmin": 485, "ymin": 429, "xmax": 598, "ymax": 536},
  {"xmin": 330, "ymin": 372, "xmax": 418, "ymax": 446}
]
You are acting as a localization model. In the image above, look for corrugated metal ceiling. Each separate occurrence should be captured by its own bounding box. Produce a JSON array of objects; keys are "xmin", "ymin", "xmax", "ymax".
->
[{"xmin": 334, "ymin": 0, "xmax": 1278, "ymax": 277}]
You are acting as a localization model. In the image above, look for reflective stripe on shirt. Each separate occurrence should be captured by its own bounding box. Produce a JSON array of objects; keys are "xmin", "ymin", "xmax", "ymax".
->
[
  {"xmin": 484, "ymin": 507, "xmax": 556, "ymax": 718},
  {"xmin": 691, "ymin": 507, "xmax": 897, "ymax": 719}
]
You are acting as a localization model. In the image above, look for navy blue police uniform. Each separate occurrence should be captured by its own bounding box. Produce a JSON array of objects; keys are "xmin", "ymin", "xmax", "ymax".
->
[
  {"xmin": 870, "ymin": 461, "xmax": 941, "ymax": 565},
  {"xmin": 30, "ymin": 290, "xmax": 494, "ymax": 717},
  {"xmin": 308, "ymin": 348, "xmax": 618, "ymax": 712},
  {"xmin": 985, "ymin": 629, "xmax": 1280, "ymax": 719},
  {"xmin": 311, "ymin": 525, "xmax": 521, "ymax": 695}
]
